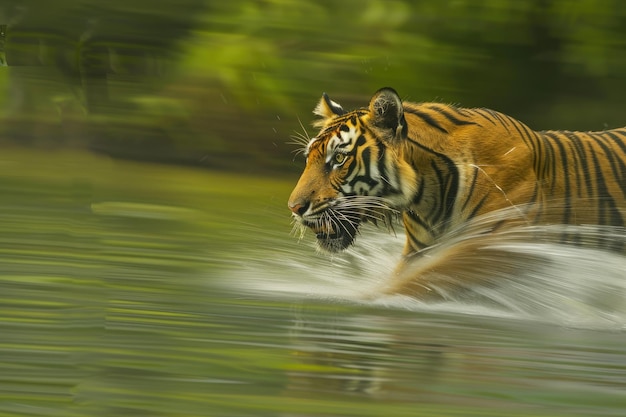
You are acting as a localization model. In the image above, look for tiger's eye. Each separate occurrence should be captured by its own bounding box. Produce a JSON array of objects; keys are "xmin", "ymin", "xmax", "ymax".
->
[{"xmin": 334, "ymin": 153, "xmax": 346, "ymax": 164}]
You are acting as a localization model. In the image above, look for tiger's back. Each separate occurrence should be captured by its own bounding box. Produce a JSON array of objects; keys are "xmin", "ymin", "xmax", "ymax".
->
[{"xmin": 398, "ymin": 101, "xmax": 626, "ymax": 251}]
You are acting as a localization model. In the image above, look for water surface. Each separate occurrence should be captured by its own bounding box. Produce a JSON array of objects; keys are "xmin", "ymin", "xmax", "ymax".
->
[{"xmin": 1, "ymin": 150, "xmax": 625, "ymax": 417}]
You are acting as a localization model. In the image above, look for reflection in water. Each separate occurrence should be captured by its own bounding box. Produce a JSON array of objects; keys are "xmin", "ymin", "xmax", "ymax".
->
[
  {"xmin": 286, "ymin": 311, "xmax": 446, "ymax": 399},
  {"xmin": 283, "ymin": 307, "xmax": 626, "ymax": 413}
]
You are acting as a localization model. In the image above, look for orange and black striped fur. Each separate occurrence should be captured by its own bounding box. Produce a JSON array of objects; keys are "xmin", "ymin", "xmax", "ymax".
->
[{"xmin": 288, "ymin": 88, "xmax": 626, "ymax": 297}]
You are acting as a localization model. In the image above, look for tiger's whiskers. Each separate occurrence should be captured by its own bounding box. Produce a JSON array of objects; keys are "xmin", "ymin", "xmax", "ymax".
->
[
  {"xmin": 287, "ymin": 117, "xmax": 313, "ymax": 158},
  {"xmin": 334, "ymin": 196, "xmax": 400, "ymax": 232},
  {"xmin": 290, "ymin": 216, "xmax": 307, "ymax": 240}
]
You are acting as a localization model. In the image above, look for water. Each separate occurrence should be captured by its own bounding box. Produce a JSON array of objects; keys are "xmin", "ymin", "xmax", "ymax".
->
[{"xmin": 1, "ymin": 150, "xmax": 625, "ymax": 416}]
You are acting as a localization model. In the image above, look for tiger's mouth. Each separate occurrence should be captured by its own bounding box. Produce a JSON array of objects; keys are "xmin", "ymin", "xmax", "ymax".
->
[{"xmin": 304, "ymin": 213, "xmax": 361, "ymax": 253}]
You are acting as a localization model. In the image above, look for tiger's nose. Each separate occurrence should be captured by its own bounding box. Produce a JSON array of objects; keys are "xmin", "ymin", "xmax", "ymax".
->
[{"xmin": 288, "ymin": 201, "xmax": 309, "ymax": 216}]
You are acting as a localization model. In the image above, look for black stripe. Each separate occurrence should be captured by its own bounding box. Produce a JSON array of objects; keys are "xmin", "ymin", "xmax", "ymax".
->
[
  {"xmin": 467, "ymin": 194, "xmax": 489, "ymax": 221},
  {"xmin": 609, "ymin": 127, "xmax": 626, "ymax": 142},
  {"xmin": 377, "ymin": 143, "xmax": 395, "ymax": 194},
  {"xmin": 406, "ymin": 137, "xmax": 460, "ymax": 230},
  {"xmin": 541, "ymin": 132, "xmax": 558, "ymax": 191},
  {"xmin": 485, "ymin": 109, "xmax": 511, "ymax": 133},
  {"xmin": 603, "ymin": 130, "xmax": 626, "ymax": 157},
  {"xmin": 331, "ymin": 176, "xmax": 343, "ymax": 192},
  {"xmin": 460, "ymin": 165, "xmax": 479, "ymax": 213},
  {"xmin": 568, "ymin": 132, "xmax": 594, "ymax": 198},
  {"xmin": 348, "ymin": 147, "xmax": 378, "ymax": 188},
  {"xmin": 587, "ymin": 142, "xmax": 611, "ymax": 226},
  {"xmin": 426, "ymin": 105, "xmax": 478, "ymax": 127},
  {"xmin": 431, "ymin": 158, "xmax": 459, "ymax": 229},
  {"xmin": 512, "ymin": 119, "xmax": 543, "ymax": 175},
  {"xmin": 405, "ymin": 208, "xmax": 430, "ymax": 229},
  {"xmin": 404, "ymin": 107, "xmax": 449, "ymax": 133},
  {"xmin": 601, "ymin": 132, "xmax": 626, "ymax": 197},
  {"xmin": 441, "ymin": 158, "xmax": 460, "ymax": 225},
  {"xmin": 563, "ymin": 133, "xmax": 583, "ymax": 199},
  {"xmin": 547, "ymin": 132, "xmax": 572, "ymax": 224},
  {"xmin": 321, "ymin": 115, "xmax": 357, "ymax": 135},
  {"xmin": 407, "ymin": 232, "xmax": 429, "ymax": 251},
  {"xmin": 528, "ymin": 128, "xmax": 545, "ymax": 176},
  {"xmin": 404, "ymin": 211, "xmax": 431, "ymax": 250},
  {"xmin": 412, "ymin": 179, "xmax": 425, "ymax": 205},
  {"xmin": 453, "ymin": 106, "xmax": 473, "ymax": 117},
  {"xmin": 509, "ymin": 118, "xmax": 533, "ymax": 149},
  {"xmin": 429, "ymin": 159, "xmax": 446, "ymax": 226},
  {"xmin": 593, "ymin": 133, "xmax": 626, "ymax": 198},
  {"xmin": 472, "ymin": 108, "xmax": 498, "ymax": 126}
]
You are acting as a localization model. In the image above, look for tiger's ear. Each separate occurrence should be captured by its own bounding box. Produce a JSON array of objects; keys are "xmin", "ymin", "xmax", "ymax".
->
[
  {"xmin": 313, "ymin": 93, "xmax": 345, "ymax": 126},
  {"xmin": 368, "ymin": 87, "xmax": 407, "ymax": 142}
]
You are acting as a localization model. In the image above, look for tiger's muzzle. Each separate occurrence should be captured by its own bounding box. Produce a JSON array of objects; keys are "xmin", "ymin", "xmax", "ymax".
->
[{"xmin": 291, "ymin": 202, "xmax": 362, "ymax": 253}]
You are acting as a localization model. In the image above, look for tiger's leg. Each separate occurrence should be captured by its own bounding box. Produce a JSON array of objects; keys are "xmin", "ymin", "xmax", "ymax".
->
[
  {"xmin": 383, "ymin": 252, "xmax": 455, "ymax": 300},
  {"xmin": 376, "ymin": 236, "xmax": 538, "ymax": 300},
  {"xmin": 380, "ymin": 239, "xmax": 455, "ymax": 300}
]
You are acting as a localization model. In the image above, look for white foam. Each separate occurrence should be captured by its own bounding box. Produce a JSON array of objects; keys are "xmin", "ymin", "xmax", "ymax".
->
[{"xmin": 224, "ymin": 217, "xmax": 626, "ymax": 330}]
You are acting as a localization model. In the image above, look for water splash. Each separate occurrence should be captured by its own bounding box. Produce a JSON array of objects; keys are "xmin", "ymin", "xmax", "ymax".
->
[{"xmin": 226, "ymin": 208, "xmax": 626, "ymax": 330}]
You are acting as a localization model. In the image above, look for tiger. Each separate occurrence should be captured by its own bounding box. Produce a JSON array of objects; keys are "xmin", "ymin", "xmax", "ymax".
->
[{"xmin": 288, "ymin": 87, "xmax": 626, "ymax": 298}]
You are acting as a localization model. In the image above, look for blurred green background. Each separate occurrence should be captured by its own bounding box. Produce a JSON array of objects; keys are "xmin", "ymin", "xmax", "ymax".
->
[
  {"xmin": 2, "ymin": 0, "xmax": 626, "ymax": 174},
  {"xmin": 2, "ymin": 2, "xmax": 626, "ymax": 416}
]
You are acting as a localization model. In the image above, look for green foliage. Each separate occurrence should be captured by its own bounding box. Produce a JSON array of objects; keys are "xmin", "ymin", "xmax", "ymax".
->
[
  {"xmin": 2, "ymin": 0, "xmax": 626, "ymax": 172},
  {"xmin": 175, "ymin": 0, "xmax": 626, "ymax": 130}
]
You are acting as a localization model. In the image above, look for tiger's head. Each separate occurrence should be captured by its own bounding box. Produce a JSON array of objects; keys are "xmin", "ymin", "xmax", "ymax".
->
[{"xmin": 288, "ymin": 88, "xmax": 418, "ymax": 252}]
